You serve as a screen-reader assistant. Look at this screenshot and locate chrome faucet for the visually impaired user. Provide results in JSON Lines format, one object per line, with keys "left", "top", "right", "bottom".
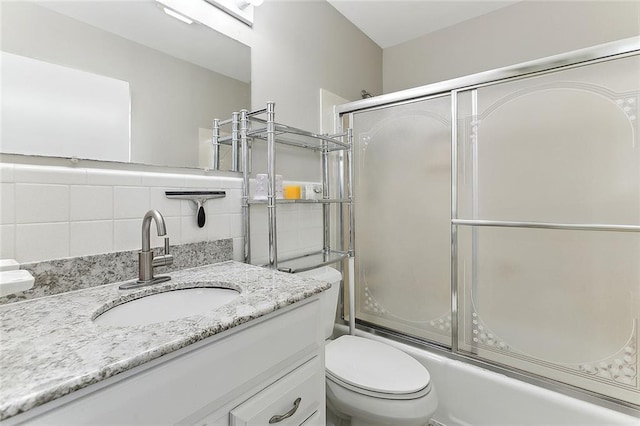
{"left": 119, "top": 209, "right": 173, "bottom": 290}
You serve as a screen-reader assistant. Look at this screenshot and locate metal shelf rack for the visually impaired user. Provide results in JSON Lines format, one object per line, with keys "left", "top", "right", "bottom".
{"left": 213, "top": 101, "right": 354, "bottom": 273}
{"left": 247, "top": 198, "right": 350, "bottom": 205}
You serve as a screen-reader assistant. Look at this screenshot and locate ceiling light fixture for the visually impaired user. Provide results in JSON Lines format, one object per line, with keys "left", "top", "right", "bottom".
{"left": 235, "top": 0, "right": 264, "bottom": 11}
{"left": 162, "top": 7, "right": 194, "bottom": 24}
{"left": 155, "top": 0, "right": 253, "bottom": 42}
{"left": 201, "top": 0, "right": 262, "bottom": 26}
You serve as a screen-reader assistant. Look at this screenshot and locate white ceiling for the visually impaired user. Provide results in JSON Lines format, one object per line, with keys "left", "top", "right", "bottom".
{"left": 327, "top": 0, "right": 520, "bottom": 48}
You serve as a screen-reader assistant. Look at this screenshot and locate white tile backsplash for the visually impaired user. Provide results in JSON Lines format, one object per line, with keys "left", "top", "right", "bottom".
{"left": 0, "top": 183, "right": 16, "bottom": 225}
{"left": 70, "top": 186, "right": 113, "bottom": 221}
{"left": 0, "top": 164, "right": 15, "bottom": 183}
{"left": 113, "top": 219, "right": 141, "bottom": 252}
{"left": 183, "top": 175, "right": 221, "bottom": 189}
{"left": 229, "top": 214, "right": 243, "bottom": 238}
{"left": 277, "top": 229, "right": 299, "bottom": 253}
{"left": 0, "top": 225, "right": 15, "bottom": 258}
{"left": 70, "top": 221, "right": 114, "bottom": 256}
{"left": 300, "top": 226, "right": 323, "bottom": 252}
{"left": 113, "top": 186, "right": 150, "bottom": 219}
{"left": 207, "top": 214, "right": 231, "bottom": 240}
{"left": 232, "top": 237, "right": 244, "bottom": 261}
{"left": 205, "top": 196, "right": 225, "bottom": 216}
{"left": 277, "top": 204, "right": 300, "bottom": 224}
{"left": 248, "top": 197, "right": 323, "bottom": 265}
{"left": 1, "top": 163, "right": 318, "bottom": 264}
{"left": 14, "top": 165, "right": 86, "bottom": 185}
{"left": 15, "top": 184, "right": 69, "bottom": 224}
{"left": 86, "top": 169, "right": 143, "bottom": 186}
{"left": 150, "top": 187, "right": 182, "bottom": 217}
{"left": 16, "top": 222, "right": 69, "bottom": 262}
{"left": 249, "top": 231, "right": 269, "bottom": 265}
{"left": 141, "top": 173, "right": 186, "bottom": 188}
{"left": 300, "top": 204, "right": 323, "bottom": 222}
{"left": 180, "top": 199, "right": 193, "bottom": 217}
{"left": 181, "top": 216, "right": 207, "bottom": 244}
{"left": 250, "top": 205, "right": 268, "bottom": 223}
{"left": 218, "top": 176, "right": 243, "bottom": 189}
{"left": 150, "top": 216, "right": 181, "bottom": 248}
{"left": 223, "top": 189, "right": 243, "bottom": 214}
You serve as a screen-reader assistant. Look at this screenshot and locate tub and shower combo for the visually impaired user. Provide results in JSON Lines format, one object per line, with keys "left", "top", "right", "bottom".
{"left": 330, "top": 38, "right": 640, "bottom": 424}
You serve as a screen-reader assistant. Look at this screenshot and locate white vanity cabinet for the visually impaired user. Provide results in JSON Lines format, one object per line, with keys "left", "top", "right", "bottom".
{"left": 7, "top": 297, "right": 325, "bottom": 426}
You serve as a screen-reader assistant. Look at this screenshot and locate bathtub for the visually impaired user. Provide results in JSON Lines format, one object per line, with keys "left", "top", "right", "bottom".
{"left": 334, "top": 325, "right": 639, "bottom": 425}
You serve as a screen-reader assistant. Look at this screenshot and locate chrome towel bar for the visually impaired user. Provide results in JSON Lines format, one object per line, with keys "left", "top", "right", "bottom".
{"left": 452, "top": 219, "right": 640, "bottom": 233}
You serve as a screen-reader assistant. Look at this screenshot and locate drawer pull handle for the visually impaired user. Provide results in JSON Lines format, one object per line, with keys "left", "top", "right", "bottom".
{"left": 269, "top": 397, "right": 301, "bottom": 423}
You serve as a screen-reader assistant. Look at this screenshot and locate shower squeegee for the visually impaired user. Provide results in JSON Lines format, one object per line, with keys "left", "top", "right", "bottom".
{"left": 165, "top": 191, "right": 226, "bottom": 228}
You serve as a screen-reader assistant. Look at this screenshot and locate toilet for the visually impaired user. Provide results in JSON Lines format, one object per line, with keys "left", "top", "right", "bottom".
{"left": 298, "top": 267, "right": 437, "bottom": 426}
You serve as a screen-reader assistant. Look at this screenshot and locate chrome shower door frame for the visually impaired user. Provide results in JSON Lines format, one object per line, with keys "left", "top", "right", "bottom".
{"left": 337, "top": 36, "right": 640, "bottom": 414}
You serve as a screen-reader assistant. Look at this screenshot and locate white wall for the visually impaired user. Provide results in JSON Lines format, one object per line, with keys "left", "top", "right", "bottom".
{"left": 251, "top": 0, "right": 382, "bottom": 181}
{"left": 383, "top": 1, "right": 640, "bottom": 93}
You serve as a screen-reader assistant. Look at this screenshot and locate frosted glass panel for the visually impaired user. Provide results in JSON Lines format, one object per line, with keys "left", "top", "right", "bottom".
{"left": 347, "top": 48, "right": 638, "bottom": 406}
{"left": 352, "top": 96, "right": 451, "bottom": 345}
{"left": 456, "top": 53, "right": 640, "bottom": 405}
{"left": 457, "top": 54, "right": 640, "bottom": 225}
{"left": 457, "top": 226, "right": 640, "bottom": 404}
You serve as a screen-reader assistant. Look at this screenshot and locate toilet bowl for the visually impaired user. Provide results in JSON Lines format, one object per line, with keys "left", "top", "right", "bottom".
{"left": 297, "top": 267, "right": 437, "bottom": 426}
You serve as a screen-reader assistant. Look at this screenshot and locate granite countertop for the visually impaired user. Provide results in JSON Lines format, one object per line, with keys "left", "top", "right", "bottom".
{"left": 0, "top": 261, "right": 330, "bottom": 420}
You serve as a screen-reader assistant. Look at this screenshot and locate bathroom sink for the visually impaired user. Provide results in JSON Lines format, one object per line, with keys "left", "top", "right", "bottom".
{"left": 93, "top": 287, "right": 240, "bottom": 327}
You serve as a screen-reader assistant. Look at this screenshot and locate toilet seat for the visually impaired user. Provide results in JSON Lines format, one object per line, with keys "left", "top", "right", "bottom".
{"left": 325, "top": 335, "right": 432, "bottom": 400}
{"left": 326, "top": 371, "right": 432, "bottom": 400}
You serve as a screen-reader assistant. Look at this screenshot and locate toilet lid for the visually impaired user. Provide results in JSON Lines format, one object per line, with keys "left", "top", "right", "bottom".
{"left": 325, "top": 335, "right": 430, "bottom": 395}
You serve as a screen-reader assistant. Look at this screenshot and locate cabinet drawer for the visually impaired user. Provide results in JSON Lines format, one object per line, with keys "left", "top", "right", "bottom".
{"left": 230, "top": 357, "right": 324, "bottom": 426}
{"left": 300, "top": 410, "right": 322, "bottom": 425}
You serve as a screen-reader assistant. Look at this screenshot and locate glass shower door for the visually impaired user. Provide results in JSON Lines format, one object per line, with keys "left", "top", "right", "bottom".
{"left": 352, "top": 95, "right": 452, "bottom": 346}
{"left": 456, "top": 54, "right": 640, "bottom": 405}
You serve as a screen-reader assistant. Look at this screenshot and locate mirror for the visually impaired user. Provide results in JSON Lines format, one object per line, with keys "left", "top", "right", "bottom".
{"left": 0, "top": 0, "right": 251, "bottom": 171}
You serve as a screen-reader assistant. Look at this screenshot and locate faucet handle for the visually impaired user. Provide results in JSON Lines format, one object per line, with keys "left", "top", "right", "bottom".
{"left": 152, "top": 236, "right": 174, "bottom": 268}
{"left": 163, "top": 236, "right": 170, "bottom": 256}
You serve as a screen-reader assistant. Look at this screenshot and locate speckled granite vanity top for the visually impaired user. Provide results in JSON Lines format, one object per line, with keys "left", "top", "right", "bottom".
{"left": 0, "top": 261, "right": 330, "bottom": 420}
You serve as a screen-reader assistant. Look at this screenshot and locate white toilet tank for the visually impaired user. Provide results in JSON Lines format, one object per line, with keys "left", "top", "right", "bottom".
{"left": 296, "top": 266, "right": 342, "bottom": 339}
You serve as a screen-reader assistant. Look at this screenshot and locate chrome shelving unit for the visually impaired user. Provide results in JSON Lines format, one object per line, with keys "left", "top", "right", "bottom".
{"left": 247, "top": 198, "right": 350, "bottom": 205}
{"left": 213, "top": 101, "right": 354, "bottom": 273}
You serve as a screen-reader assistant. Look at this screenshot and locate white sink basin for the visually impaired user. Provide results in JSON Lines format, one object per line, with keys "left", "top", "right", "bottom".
{"left": 94, "top": 287, "right": 240, "bottom": 326}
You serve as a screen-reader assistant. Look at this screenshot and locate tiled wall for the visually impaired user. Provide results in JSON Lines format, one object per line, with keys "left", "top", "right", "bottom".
{"left": 249, "top": 202, "right": 324, "bottom": 265}
{"left": 0, "top": 163, "right": 323, "bottom": 266}
{"left": 0, "top": 163, "right": 244, "bottom": 264}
